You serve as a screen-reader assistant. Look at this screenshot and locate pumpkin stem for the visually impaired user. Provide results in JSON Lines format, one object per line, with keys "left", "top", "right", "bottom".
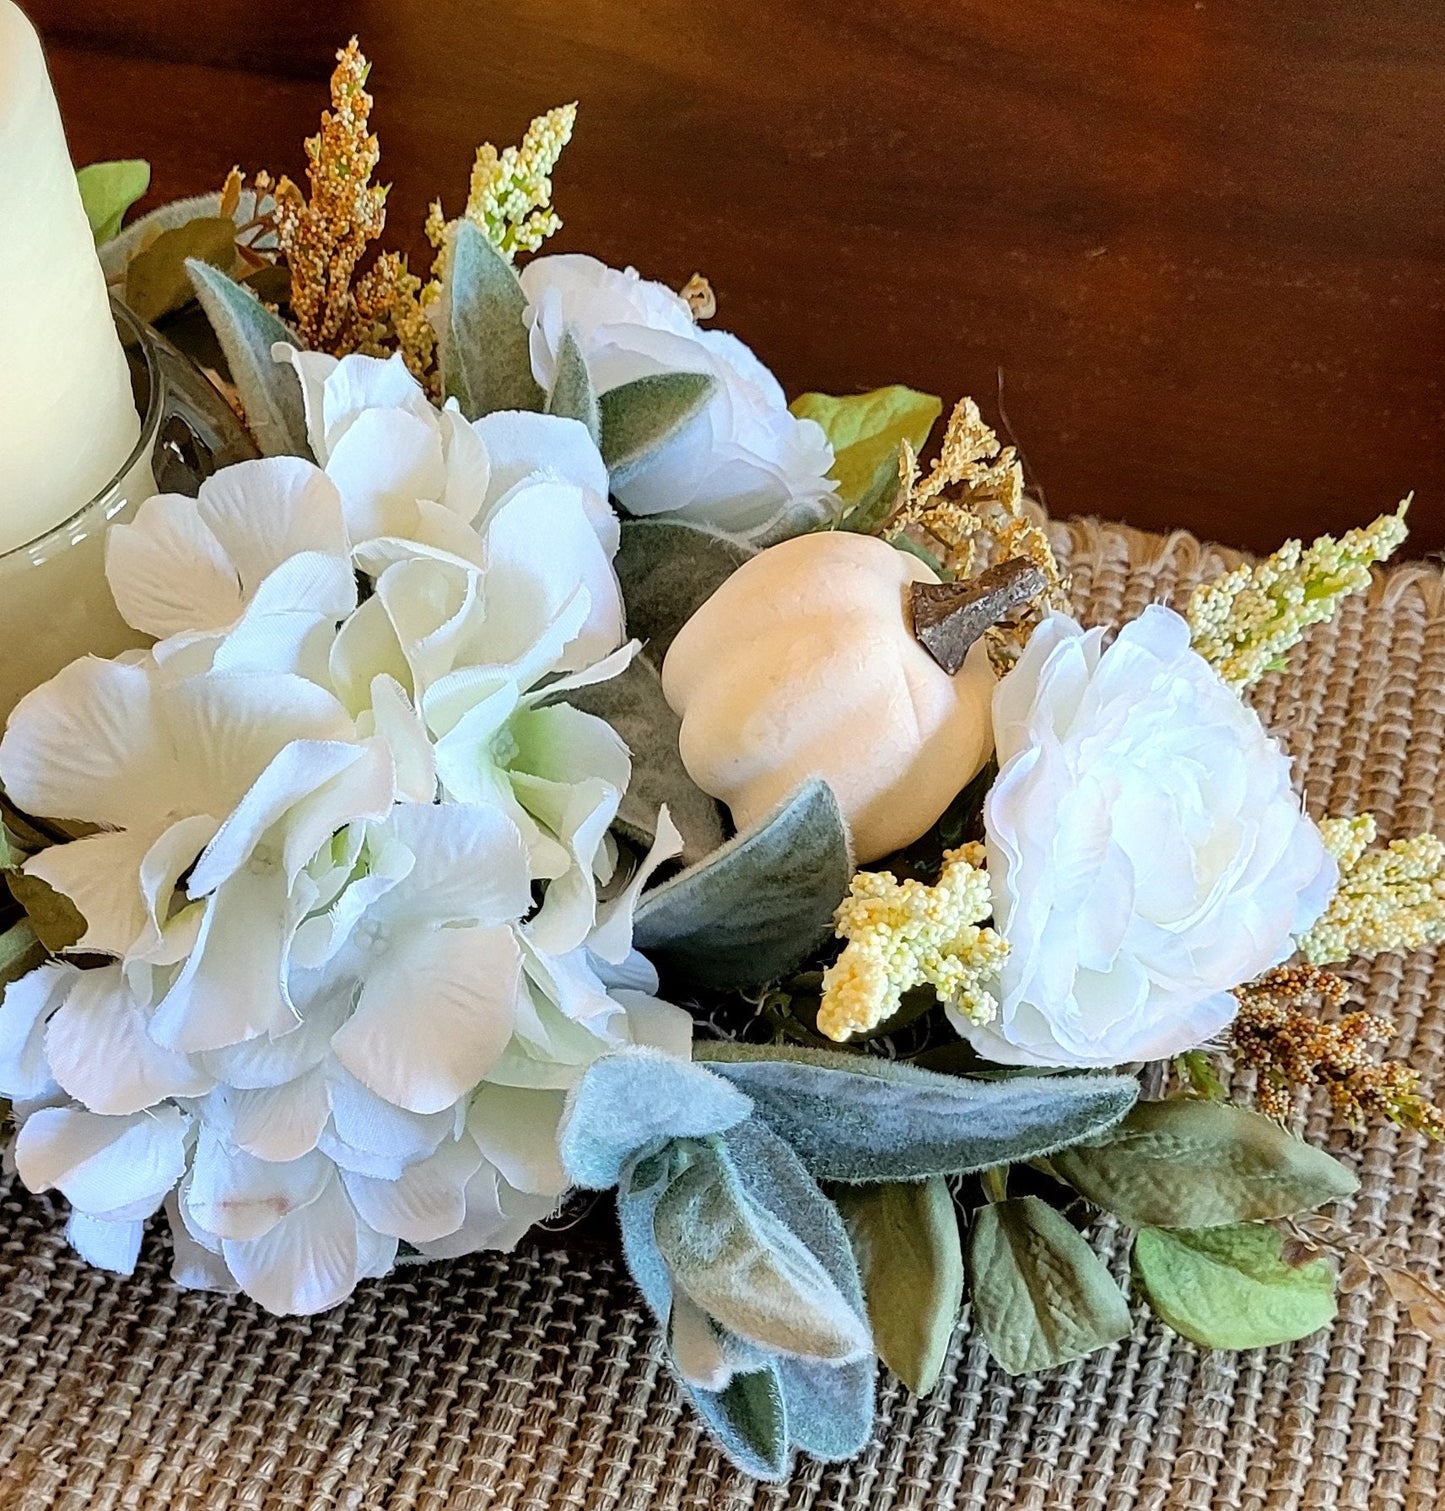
{"left": 910, "top": 557, "right": 1047, "bottom": 675}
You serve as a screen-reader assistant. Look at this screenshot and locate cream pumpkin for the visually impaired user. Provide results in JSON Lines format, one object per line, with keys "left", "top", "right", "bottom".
{"left": 660, "top": 531, "right": 996, "bottom": 862}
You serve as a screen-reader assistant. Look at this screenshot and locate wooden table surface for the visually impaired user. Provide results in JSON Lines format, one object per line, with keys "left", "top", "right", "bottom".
{"left": 26, "top": 0, "right": 1445, "bottom": 555}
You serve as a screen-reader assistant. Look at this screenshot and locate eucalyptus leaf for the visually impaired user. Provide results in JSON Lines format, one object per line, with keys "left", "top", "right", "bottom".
{"left": 633, "top": 779, "right": 852, "bottom": 991}
{"left": 438, "top": 220, "right": 545, "bottom": 419}
{"left": 838, "top": 1178, "right": 962, "bottom": 1395}
{"left": 546, "top": 325, "right": 600, "bottom": 443}
{"left": 967, "top": 1196, "right": 1133, "bottom": 1376}
{"left": 600, "top": 372, "right": 715, "bottom": 487}
{"left": 568, "top": 658, "right": 726, "bottom": 866}
{"left": 127, "top": 217, "right": 236, "bottom": 323}
{"left": 696, "top": 1042, "right": 1139, "bottom": 1183}
{"left": 186, "top": 260, "right": 309, "bottom": 458}
{"left": 7, "top": 871, "right": 85, "bottom": 955}
{"left": 789, "top": 385, "right": 941, "bottom": 527}
{"left": 689, "top": 1366, "right": 790, "bottom": 1482}
{"left": 76, "top": 160, "right": 151, "bottom": 244}
{"left": 1132, "top": 1222, "right": 1338, "bottom": 1349}
{"left": 614, "top": 518, "right": 754, "bottom": 666}
{"left": 776, "top": 1355, "right": 875, "bottom": 1462}
{"left": 1048, "top": 1099, "right": 1361, "bottom": 1229}
{"left": 558, "top": 1049, "right": 752, "bottom": 1190}
{"left": 654, "top": 1141, "right": 872, "bottom": 1362}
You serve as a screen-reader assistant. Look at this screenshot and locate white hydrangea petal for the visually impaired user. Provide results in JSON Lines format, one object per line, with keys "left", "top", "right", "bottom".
{"left": 165, "top": 1194, "right": 238, "bottom": 1292}
{"left": 524, "top": 640, "right": 639, "bottom": 707}
{"left": 512, "top": 773, "right": 621, "bottom": 956}
{"left": 290, "top": 832, "right": 415, "bottom": 972}
{"left": 0, "top": 962, "right": 73, "bottom": 1100}
{"left": 23, "top": 827, "right": 152, "bottom": 957}
{"left": 195, "top": 457, "right": 349, "bottom": 590}
{"left": 382, "top": 803, "right": 532, "bottom": 929}
{"left": 438, "top": 405, "right": 492, "bottom": 514}
{"left": 373, "top": 556, "right": 483, "bottom": 695}
{"left": 367, "top": 675, "right": 437, "bottom": 803}
{"left": 471, "top": 411, "right": 611, "bottom": 527}
{"left": 0, "top": 657, "right": 172, "bottom": 829}
{"left": 319, "top": 351, "right": 431, "bottom": 451}
{"left": 322, "top": 1062, "right": 456, "bottom": 1178}
{"left": 208, "top": 1064, "right": 331, "bottom": 1162}
{"left": 589, "top": 807, "right": 684, "bottom": 965}
{"left": 329, "top": 593, "right": 413, "bottom": 714}
{"left": 201, "top": 969, "right": 352, "bottom": 1090}
{"left": 356, "top": 1221, "right": 399, "bottom": 1281}
{"left": 67, "top": 1211, "right": 145, "bottom": 1276}
{"left": 106, "top": 493, "right": 242, "bottom": 638}
{"left": 46, "top": 965, "right": 212, "bottom": 1116}
{"left": 131, "top": 814, "right": 223, "bottom": 964}
{"left": 15, "top": 1104, "right": 188, "bottom": 1221}
{"left": 185, "top": 1129, "right": 331, "bottom": 1241}
{"left": 327, "top": 407, "right": 446, "bottom": 544}
{"left": 221, "top": 1167, "right": 365, "bottom": 1315}
{"left": 467, "top": 1086, "right": 568, "bottom": 1196}
{"left": 409, "top": 1164, "right": 558, "bottom": 1261}
{"left": 277, "top": 345, "right": 340, "bottom": 462}
{"left": 616, "top": 990, "right": 694, "bottom": 1060}
{"left": 333, "top": 924, "right": 521, "bottom": 1115}
{"left": 340, "top": 1131, "right": 485, "bottom": 1242}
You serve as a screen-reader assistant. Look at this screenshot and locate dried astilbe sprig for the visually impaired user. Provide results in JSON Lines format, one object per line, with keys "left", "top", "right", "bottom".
{"left": 818, "top": 843, "right": 1007, "bottom": 1042}
{"left": 1188, "top": 501, "right": 1410, "bottom": 692}
{"left": 1229, "top": 965, "right": 1445, "bottom": 1137}
{"left": 679, "top": 273, "right": 717, "bottom": 319}
{"left": 885, "top": 398, "right": 1068, "bottom": 670}
{"left": 1299, "top": 814, "right": 1445, "bottom": 968}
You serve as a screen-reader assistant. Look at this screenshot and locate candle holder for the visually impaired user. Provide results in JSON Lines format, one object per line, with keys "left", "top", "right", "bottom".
{"left": 0, "top": 299, "right": 259, "bottom": 849}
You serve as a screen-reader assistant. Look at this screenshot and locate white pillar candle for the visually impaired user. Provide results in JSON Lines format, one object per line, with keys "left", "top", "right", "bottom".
{"left": 0, "top": 0, "right": 140, "bottom": 555}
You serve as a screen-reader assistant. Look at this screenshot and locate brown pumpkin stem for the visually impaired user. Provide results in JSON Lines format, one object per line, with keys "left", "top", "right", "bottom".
{"left": 910, "top": 556, "right": 1047, "bottom": 675}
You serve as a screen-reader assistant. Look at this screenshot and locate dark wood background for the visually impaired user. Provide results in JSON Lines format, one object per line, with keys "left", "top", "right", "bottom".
{"left": 26, "top": 0, "right": 1445, "bottom": 554}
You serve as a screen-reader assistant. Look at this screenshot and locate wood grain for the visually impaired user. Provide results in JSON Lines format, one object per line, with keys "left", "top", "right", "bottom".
{"left": 25, "top": 0, "right": 1445, "bottom": 553}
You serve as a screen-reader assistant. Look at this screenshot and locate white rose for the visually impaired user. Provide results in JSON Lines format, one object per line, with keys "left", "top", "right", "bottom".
{"left": 965, "top": 606, "right": 1336, "bottom": 1068}
{"left": 520, "top": 254, "right": 837, "bottom": 542}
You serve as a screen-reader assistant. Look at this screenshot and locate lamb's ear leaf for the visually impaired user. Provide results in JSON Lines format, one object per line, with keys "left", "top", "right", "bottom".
{"left": 967, "top": 1196, "right": 1133, "bottom": 1376}
{"left": 600, "top": 372, "right": 715, "bottom": 486}
{"left": 439, "top": 220, "right": 545, "bottom": 419}
{"left": 689, "top": 1366, "right": 791, "bottom": 1483}
{"left": 837, "top": 1177, "right": 963, "bottom": 1395}
{"left": 558, "top": 1050, "right": 752, "bottom": 1191}
{"left": 1048, "top": 1099, "right": 1361, "bottom": 1228}
{"left": 545, "top": 325, "right": 600, "bottom": 443}
{"left": 614, "top": 518, "right": 755, "bottom": 666}
{"left": 633, "top": 779, "right": 852, "bottom": 992}
{"left": 695, "top": 1042, "right": 1140, "bottom": 1182}
{"left": 568, "top": 658, "right": 726, "bottom": 866}
{"left": 1132, "top": 1222, "right": 1338, "bottom": 1350}
{"left": 186, "top": 260, "right": 309, "bottom": 458}
{"left": 775, "top": 1355, "right": 875, "bottom": 1462}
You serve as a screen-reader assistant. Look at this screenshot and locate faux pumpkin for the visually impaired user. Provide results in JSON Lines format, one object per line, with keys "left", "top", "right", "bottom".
{"left": 660, "top": 531, "right": 995, "bottom": 863}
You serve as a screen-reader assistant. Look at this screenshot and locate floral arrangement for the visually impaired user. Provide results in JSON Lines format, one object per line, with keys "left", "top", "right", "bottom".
{"left": 4, "top": 41, "right": 1445, "bottom": 1483}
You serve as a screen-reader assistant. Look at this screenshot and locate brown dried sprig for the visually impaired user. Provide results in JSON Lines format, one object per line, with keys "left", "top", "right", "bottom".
{"left": 1230, "top": 966, "right": 1445, "bottom": 1137}
{"left": 885, "top": 397, "right": 1068, "bottom": 669}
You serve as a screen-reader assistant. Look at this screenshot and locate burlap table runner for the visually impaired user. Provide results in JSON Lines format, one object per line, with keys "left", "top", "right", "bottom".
{"left": 2, "top": 517, "right": 1441, "bottom": 1511}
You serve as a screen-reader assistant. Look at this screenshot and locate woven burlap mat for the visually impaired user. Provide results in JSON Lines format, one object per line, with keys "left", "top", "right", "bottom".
{"left": 2, "top": 517, "right": 1442, "bottom": 1511}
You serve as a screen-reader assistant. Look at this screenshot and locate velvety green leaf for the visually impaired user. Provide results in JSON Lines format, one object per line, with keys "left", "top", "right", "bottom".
{"left": 654, "top": 1141, "right": 872, "bottom": 1362}
{"left": 789, "top": 386, "right": 941, "bottom": 525}
{"left": 614, "top": 518, "right": 754, "bottom": 666}
{"left": 0, "top": 921, "right": 43, "bottom": 990}
{"left": 633, "top": 780, "right": 852, "bottom": 991}
{"left": 617, "top": 1145, "right": 687, "bottom": 1320}
{"left": 558, "top": 1050, "right": 752, "bottom": 1190}
{"left": 186, "top": 260, "right": 309, "bottom": 458}
{"left": 1048, "top": 1099, "right": 1361, "bottom": 1229}
{"left": 690, "top": 1366, "right": 790, "bottom": 1482}
{"left": 967, "top": 1197, "right": 1133, "bottom": 1376}
{"left": 546, "top": 325, "right": 600, "bottom": 443}
{"left": 76, "top": 160, "right": 151, "bottom": 244}
{"left": 127, "top": 216, "right": 236, "bottom": 323}
{"left": 0, "top": 827, "right": 19, "bottom": 871}
{"left": 838, "top": 1178, "right": 962, "bottom": 1395}
{"left": 776, "top": 1355, "right": 875, "bottom": 1462}
{"left": 439, "top": 220, "right": 545, "bottom": 419}
{"left": 567, "top": 658, "right": 726, "bottom": 866}
{"left": 600, "top": 372, "right": 715, "bottom": 486}
{"left": 1133, "top": 1223, "right": 1338, "bottom": 1350}
{"left": 7, "top": 872, "right": 85, "bottom": 954}
{"left": 696, "top": 1043, "right": 1139, "bottom": 1183}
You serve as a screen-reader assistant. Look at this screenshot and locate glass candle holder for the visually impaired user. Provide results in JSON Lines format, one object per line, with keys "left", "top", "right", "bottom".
{"left": 0, "top": 300, "right": 257, "bottom": 842}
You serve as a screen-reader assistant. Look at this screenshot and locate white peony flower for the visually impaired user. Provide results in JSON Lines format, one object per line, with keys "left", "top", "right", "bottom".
{"left": 520, "top": 254, "right": 838, "bottom": 542}
{"left": 965, "top": 606, "right": 1336, "bottom": 1069}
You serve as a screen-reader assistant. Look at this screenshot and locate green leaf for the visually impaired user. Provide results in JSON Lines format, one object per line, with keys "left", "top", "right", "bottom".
{"left": 76, "top": 160, "right": 151, "bottom": 244}
{"left": 633, "top": 779, "right": 852, "bottom": 991}
{"left": 654, "top": 1141, "right": 872, "bottom": 1362}
{"left": 790, "top": 386, "right": 941, "bottom": 529}
{"left": 967, "top": 1197, "right": 1133, "bottom": 1376}
{"left": 126, "top": 216, "right": 236, "bottom": 323}
{"left": 1, "top": 920, "right": 43, "bottom": 990}
{"left": 614, "top": 518, "right": 754, "bottom": 666}
{"left": 696, "top": 1042, "right": 1140, "bottom": 1183}
{"left": 600, "top": 372, "right": 715, "bottom": 487}
{"left": 438, "top": 220, "right": 545, "bottom": 419}
{"left": 186, "top": 260, "right": 309, "bottom": 459}
{"left": 1132, "top": 1223, "right": 1338, "bottom": 1350}
{"left": 567, "top": 658, "right": 726, "bottom": 866}
{"left": 776, "top": 1355, "right": 874, "bottom": 1463}
{"left": 546, "top": 325, "right": 600, "bottom": 443}
{"left": 691, "top": 1367, "right": 790, "bottom": 1482}
{"left": 838, "top": 1178, "right": 963, "bottom": 1395}
{"left": 1048, "top": 1099, "right": 1361, "bottom": 1229}
{"left": 6, "top": 871, "right": 85, "bottom": 954}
